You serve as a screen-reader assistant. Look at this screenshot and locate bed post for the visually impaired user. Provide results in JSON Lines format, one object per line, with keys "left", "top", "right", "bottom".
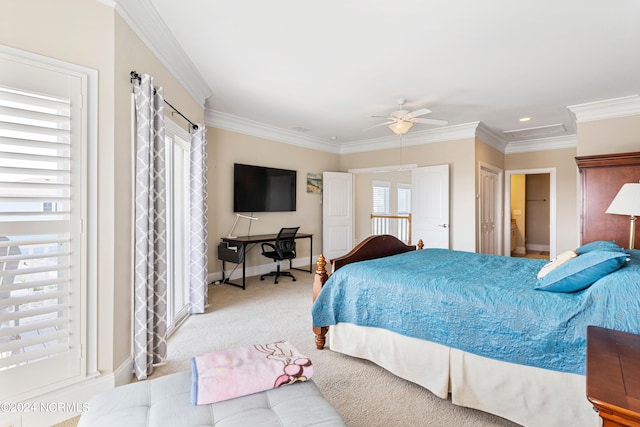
{"left": 312, "top": 254, "right": 329, "bottom": 349}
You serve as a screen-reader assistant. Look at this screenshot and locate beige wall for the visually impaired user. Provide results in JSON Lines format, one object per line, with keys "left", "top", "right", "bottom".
{"left": 208, "top": 128, "right": 339, "bottom": 273}
{"left": 510, "top": 174, "right": 526, "bottom": 251}
{"left": 2, "top": 0, "right": 205, "bottom": 377}
{"left": 3, "top": 0, "right": 636, "bottom": 396}
{"left": 113, "top": 13, "right": 205, "bottom": 371}
{"left": 576, "top": 115, "right": 640, "bottom": 156}
{"left": 2, "top": 0, "right": 120, "bottom": 376}
{"left": 341, "top": 138, "right": 477, "bottom": 251}
{"left": 505, "top": 147, "right": 579, "bottom": 252}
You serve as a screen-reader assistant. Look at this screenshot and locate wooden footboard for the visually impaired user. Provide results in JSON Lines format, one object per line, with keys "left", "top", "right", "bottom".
{"left": 312, "top": 235, "right": 423, "bottom": 349}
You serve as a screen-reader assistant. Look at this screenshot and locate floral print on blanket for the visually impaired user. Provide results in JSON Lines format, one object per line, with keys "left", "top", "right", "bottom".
{"left": 191, "top": 340, "right": 313, "bottom": 405}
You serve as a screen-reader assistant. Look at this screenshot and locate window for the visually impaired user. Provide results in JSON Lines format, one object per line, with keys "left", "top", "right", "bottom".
{"left": 164, "top": 122, "right": 191, "bottom": 333}
{"left": 0, "top": 48, "right": 95, "bottom": 401}
{"left": 372, "top": 181, "right": 390, "bottom": 235}
{"left": 397, "top": 184, "right": 411, "bottom": 214}
{"left": 372, "top": 181, "right": 390, "bottom": 215}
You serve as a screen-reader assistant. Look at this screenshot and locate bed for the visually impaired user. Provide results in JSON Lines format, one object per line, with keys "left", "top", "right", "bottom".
{"left": 310, "top": 234, "right": 640, "bottom": 427}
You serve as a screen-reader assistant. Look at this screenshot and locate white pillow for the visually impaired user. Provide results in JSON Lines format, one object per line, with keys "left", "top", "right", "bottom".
{"left": 537, "top": 249, "right": 578, "bottom": 279}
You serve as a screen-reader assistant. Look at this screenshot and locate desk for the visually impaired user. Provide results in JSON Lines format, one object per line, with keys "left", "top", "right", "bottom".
{"left": 586, "top": 326, "right": 640, "bottom": 427}
{"left": 219, "top": 233, "right": 313, "bottom": 289}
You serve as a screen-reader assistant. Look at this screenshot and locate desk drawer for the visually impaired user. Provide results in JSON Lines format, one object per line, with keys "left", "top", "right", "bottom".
{"left": 218, "top": 242, "right": 244, "bottom": 263}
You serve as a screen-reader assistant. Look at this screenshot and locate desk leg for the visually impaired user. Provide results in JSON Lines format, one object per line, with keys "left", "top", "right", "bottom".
{"left": 291, "top": 235, "right": 313, "bottom": 274}
{"left": 242, "top": 247, "right": 246, "bottom": 289}
{"left": 309, "top": 235, "right": 313, "bottom": 273}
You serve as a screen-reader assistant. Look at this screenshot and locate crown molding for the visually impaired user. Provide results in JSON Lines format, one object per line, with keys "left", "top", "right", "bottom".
{"left": 567, "top": 95, "right": 640, "bottom": 123}
{"left": 475, "top": 122, "right": 508, "bottom": 152}
{"left": 205, "top": 109, "right": 571, "bottom": 155}
{"left": 112, "top": 0, "right": 212, "bottom": 106}
{"left": 206, "top": 109, "right": 342, "bottom": 154}
{"left": 339, "top": 122, "right": 482, "bottom": 154}
{"left": 504, "top": 134, "right": 577, "bottom": 154}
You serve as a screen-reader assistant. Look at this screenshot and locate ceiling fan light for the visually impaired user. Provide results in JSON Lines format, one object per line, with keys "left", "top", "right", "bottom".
{"left": 389, "top": 120, "right": 413, "bottom": 135}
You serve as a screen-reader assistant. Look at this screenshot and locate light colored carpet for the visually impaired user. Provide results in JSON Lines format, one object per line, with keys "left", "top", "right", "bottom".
{"left": 55, "top": 271, "right": 521, "bottom": 427}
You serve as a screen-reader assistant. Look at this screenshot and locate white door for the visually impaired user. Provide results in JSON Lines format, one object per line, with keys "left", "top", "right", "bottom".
{"left": 479, "top": 164, "right": 502, "bottom": 255}
{"left": 322, "top": 172, "right": 354, "bottom": 261}
{"left": 412, "top": 165, "right": 450, "bottom": 248}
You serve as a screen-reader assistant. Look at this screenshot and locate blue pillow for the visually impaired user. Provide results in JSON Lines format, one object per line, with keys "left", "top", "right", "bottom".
{"left": 575, "top": 240, "right": 624, "bottom": 255}
{"left": 535, "top": 250, "right": 628, "bottom": 292}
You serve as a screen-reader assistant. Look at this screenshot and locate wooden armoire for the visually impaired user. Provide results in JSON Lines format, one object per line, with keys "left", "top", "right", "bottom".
{"left": 575, "top": 151, "right": 640, "bottom": 248}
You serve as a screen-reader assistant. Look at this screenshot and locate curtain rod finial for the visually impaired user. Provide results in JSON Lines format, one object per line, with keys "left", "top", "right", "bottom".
{"left": 130, "top": 71, "right": 141, "bottom": 84}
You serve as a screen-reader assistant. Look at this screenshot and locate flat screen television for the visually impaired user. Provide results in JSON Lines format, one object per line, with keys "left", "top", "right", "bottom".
{"left": 233, "top": 163, "right": 297, "bottom": 212}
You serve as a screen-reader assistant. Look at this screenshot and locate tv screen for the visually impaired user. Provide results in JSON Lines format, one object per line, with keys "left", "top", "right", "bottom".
{"left": 233, "top": 163, "right": 297, "bottom": 212}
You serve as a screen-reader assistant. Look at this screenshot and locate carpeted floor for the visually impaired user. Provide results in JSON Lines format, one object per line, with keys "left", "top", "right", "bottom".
{"left": 55, "top": 271, "right": 521, "bottom": 427}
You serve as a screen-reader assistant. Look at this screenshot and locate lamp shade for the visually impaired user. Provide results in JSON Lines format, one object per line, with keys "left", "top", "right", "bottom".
{"left": 606, "top": 183, "right": 640, "bottom": 216}
{"left": 388, "top": 120, "right": 413, "bottom": 135}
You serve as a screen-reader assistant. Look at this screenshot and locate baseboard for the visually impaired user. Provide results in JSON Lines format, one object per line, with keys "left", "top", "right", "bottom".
{"left": 513, "top": 246, "right": 526, "bottom": 255}
{"left": 208, "top": 254, "right": 319, "bottom": 284}
{"left": 0, "top": 357, "right": 133, "bottom": 427}
{"left": 526, "top": 243, "right": 550, "bottom": 252}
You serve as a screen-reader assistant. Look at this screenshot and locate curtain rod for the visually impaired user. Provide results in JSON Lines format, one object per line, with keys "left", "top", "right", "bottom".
{"left": 130, "top": 71, "right": 198, "bottom": 130}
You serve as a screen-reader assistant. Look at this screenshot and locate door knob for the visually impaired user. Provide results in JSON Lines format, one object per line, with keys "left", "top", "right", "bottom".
{"left": 438, "top": 224, "right": 448, "bottom": 228}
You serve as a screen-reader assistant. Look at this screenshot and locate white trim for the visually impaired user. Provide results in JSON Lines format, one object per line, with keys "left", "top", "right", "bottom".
{"left": 206, "top": 109, "right": 342, "bottom": 153}
{"left": 340, "top": 122, "right": 481, "bottom": 154}
{"left": 1, "top": 357, "right": 133, "bottom": 427}
{"left": 211, "top": 255, "right": 318, "bottom": 284}
{"left": 348, "top": 164, "right": 418, "bottom": 174}
{"left": 504, "top": 168, "right": 557, "bottom": 259}
{"left": 567, "top": 95, "right": 640, "bottom": 123}
{"left": 476, "top": 122, "right": 508, "bottom": 152}
{"left": 505, "top": 135, "right": 577, "bottom": 154}
{"left": 206, "top": 109, "right": 577, "bottom": 155}
{"left": 478, "top": 162, "right": 504, "bottom": 255}
{"left": 0, "top": 43, "right": 99, "bottom": 400}
{"left": 111, "top": 0, "right": 211, "bottom": 106}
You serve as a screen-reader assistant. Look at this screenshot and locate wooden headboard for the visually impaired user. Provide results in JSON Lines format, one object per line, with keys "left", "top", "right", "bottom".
{"left": 575, "top": 151, "right": 640, "bottom": 248}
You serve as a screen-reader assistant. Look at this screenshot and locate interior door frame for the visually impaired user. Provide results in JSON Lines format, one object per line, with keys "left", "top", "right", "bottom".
{"left": 504, "top": 168, "right": 557, "bottom": 259}
{"left": 478, "top": 162, "right": 503, "bottom": 255}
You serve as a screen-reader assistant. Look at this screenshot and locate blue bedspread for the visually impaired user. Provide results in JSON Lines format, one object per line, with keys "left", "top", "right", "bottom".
{"left": 311, "top": 249, "right": 640, "bottom": 375}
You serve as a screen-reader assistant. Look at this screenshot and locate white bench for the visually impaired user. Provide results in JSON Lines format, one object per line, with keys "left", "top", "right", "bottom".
{"left": 78, "top": 370, "right": 345, "bottom": 427}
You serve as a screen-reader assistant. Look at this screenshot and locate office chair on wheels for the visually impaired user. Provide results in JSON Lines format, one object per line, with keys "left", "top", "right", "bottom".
{"left": 260, "top": 227, "right": 299, "bottom": 284}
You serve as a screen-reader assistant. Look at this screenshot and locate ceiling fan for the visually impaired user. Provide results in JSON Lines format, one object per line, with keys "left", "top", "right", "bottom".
{"left": 367, "top": 98, "right": 449, "bottom": 135}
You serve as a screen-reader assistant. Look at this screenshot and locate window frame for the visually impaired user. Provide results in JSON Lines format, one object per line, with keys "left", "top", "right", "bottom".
{"left": 164, "top": 119, "right": 191, "bottom": 335}
{"left": 0, "top": 45, "right": 98, "bottom": 401}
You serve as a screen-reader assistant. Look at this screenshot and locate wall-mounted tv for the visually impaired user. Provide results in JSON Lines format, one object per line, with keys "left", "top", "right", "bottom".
{"left": 233, "top": 163, "right": 297, "bottom": 212}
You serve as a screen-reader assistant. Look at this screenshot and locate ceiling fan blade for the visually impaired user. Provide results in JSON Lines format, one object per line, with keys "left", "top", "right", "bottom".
{"left": 369, "top": 115, "right": 392, "bottom": 119}
{"left": 406, "top": 108, "right": 432, "bottom": 119}
{"left": 363, "top": 121, "right": 395, "bottom": 131}
{"left": 412, "top": 117, "right": 449, "bottom": 126}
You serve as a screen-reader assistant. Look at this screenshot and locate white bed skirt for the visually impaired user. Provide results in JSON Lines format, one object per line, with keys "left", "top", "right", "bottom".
{"left": 328, "top": 323, "right": 599, "bottom": 427}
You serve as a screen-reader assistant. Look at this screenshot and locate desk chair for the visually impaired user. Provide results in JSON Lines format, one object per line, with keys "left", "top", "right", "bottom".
{"left": 260, "top": 227, "right": 299, "bottom": 284}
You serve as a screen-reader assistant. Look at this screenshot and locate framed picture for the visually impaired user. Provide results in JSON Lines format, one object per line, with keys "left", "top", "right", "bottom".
{"left": 306, "top": 173, "right": 322, "bottom": 193}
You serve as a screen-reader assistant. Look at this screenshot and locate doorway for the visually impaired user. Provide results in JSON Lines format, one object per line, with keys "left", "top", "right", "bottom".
{"left": 504, "top": 168, "right": 557, "bottom": 259}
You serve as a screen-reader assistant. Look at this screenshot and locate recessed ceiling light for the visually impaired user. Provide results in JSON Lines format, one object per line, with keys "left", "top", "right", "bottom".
{"left": 330, "top": 136, "right": 337, "bottom": 140}
{"left": 519, "top": 117, "right": 531, "bottom": 122}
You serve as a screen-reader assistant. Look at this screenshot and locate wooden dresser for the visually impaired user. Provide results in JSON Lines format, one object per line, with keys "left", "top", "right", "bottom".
{"left": 586, "top": 326, "right": 640, "bottom": 427}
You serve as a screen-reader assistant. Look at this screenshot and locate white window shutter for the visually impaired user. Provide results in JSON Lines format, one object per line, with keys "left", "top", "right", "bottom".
{"left": 0, "top": 55, "right": 85, "bottom": 400}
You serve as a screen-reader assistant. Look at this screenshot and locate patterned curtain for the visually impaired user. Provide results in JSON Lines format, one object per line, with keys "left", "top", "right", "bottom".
{"left": 133, "top": 74, "right": 167, "bottom": 380}
{"left": 189, "top": 125, "right": 208, "bottom": 313}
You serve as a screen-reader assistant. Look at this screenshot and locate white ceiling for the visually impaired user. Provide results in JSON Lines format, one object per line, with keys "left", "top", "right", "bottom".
{"left": 116, "top": 0, "right": 640, "bottom": 152}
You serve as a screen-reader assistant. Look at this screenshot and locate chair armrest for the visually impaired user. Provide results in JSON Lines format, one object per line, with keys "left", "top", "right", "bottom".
{"left": 261, "top": 242, "right": 276, "bottom": 253}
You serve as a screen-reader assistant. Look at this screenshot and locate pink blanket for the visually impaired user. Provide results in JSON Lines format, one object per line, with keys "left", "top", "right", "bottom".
{"left": 190, "top": 340, "right": 313, "bottom": 405}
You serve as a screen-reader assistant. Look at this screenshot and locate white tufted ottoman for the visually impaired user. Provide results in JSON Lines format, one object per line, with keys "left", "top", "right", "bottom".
{"left": 78, "top": 370, "right": 345, "bottom": 427}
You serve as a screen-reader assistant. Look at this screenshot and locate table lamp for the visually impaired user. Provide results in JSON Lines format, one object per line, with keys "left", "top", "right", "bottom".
{"left": 605, "top": 182, "right": 640, "bottom": 250}
{"left": 227, "top": 213, "right": 258, "bottom": 238}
